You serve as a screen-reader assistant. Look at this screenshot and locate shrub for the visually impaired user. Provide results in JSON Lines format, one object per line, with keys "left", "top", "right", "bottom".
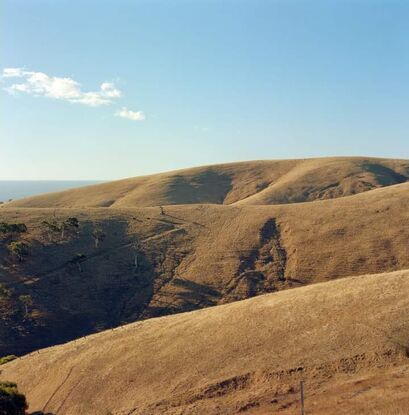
{"left": 0, "top": 355, "right": 17, "bottom": 365}
{"left": 18, "top": 295, "right": 33, "bottom": 317}
{"left": 60, "top": 217, "right": 80, "bottom": 239}
{"left": 41, "top": 220, "right": 61, "bottom": 242}
{"left": 0, "top": 222, "right": 27, "bottom": 239}
{"left": 0, "top": 381, "right": 27, "bottom": 415}
{"left": 42, "top": 217, "right": 80, "bottom": 241}
{"left": 0, "top": 283, "right": 10, "bottom": 298}
{"left": 65, "top": 217, "right": 79, "bottom": 228}
{"left": 8, "top": 242, "right": 29, "bottom": 262}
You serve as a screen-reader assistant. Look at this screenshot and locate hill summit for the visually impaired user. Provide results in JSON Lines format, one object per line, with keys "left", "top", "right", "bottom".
{"left": 6, "top": 157, "right": 409, "bottom": 208}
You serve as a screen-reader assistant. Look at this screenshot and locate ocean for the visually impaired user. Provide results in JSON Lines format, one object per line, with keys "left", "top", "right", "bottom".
{"left": 0, "top": 181, "right": 104, "bottom": 202}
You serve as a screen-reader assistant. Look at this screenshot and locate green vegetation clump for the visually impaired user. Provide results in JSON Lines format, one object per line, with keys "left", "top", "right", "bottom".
{"left": 0, "top": 222, "right": 27, "bottom": 239}
{"left": 0, "top": 283, "right": 10, "bottom": 298}
{"left": 0, "top": 355, "right": 17, "bottom": 365}
{"left": 42, "top": 217, "right": 80, "bottom": 241}
{"left": 41, "top": 219, "right": 61, "bottom": 242}
{"left": 18, "top": 295, "right": 33, "bottom": 317}
{"left": 8, "top": 241, "right": 29, "bottom": 262}
{"left": 0, "top": 381, "right": 27, "bottom": 415}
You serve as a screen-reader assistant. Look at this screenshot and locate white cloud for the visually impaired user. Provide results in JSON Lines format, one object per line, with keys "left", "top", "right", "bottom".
{"left": 115, "top": 107, "right": 145, "bottom": 121}
{"left": 2, "top": 67, "right": 25, "bottom": 78}
{"left": 101, "top": 82, "right": 122, "bottom": 98}
{"left": 2, "top": 67, "right": 122, "bottom": 107}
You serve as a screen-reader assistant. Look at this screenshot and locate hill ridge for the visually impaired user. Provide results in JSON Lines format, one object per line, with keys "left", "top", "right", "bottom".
{"left": 5, "top": 156, "right": 409, "bottom": 208}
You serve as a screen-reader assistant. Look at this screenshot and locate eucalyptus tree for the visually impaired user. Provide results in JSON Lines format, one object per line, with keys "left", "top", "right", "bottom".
{"left": 92, "top": 225, "right": 106, "bottom": 249}
{"left": 8, "top": 241, "right": 29, "bottom": 262}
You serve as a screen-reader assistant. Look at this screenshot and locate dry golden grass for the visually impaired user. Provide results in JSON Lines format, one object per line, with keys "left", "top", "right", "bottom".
{"left": 2, "top": 269, "right": 409, "bottom": 414}
{"left": 1, "top": 179, "right": 409, "bottom": 356}
{"left": 5, "top": 156, "right": 409, "bottom": 208}
{"left": 1, "top": 157, "right": 409, "bottom": 414}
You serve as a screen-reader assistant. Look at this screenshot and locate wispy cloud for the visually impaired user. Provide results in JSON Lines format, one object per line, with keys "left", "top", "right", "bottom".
{"left": 2, "top": 67, "right": 122, "bottom": 107}
{"left": 115, "top": 107, "right": 146, "bottom": 121}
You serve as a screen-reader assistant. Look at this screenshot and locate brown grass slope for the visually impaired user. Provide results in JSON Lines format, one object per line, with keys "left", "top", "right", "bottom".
{"left": 1, "top": 181, "right": 408, "bottom": 356}
{"left": 6, "top": 157, "right": 409, "bottom": 208}
{"left": 2, "top": 269, "right": 409, "bottom": 415}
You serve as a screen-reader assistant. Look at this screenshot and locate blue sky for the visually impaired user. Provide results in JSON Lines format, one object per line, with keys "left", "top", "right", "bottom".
{"left": 2, "top": 0, "right": 409, "bottom": 180}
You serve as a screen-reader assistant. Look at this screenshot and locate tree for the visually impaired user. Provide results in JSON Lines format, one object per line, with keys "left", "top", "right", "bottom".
{"left": 41, "top": 220, "right": 61, "bottom": 242}
{"left": 11, "top": 224, "right": 27, "bottom": 234}
{"left": 60, "top": 217, "right": 80, "bottom": 239}
{"left": 0, "top": 222, "right": 27, "bottom": 241}
{"left": 42, "top": 217, "right": 80, "bottom": 241}
{"left": 132, "top": 242, "right": 140, "bottom": 271}
{"left": 0, "top": 222, "right": 8, "bottom": 234}
{"left": 18, "top": 294, "right": 33, "bottom": 317}
{"left": 92, "top": 226, "right": 106, "bottom": 248}
{"left": 0, "top": 283, "right": 11, "bottom": 298}
{"left": 8, "top": 242, "right": 29, "bottom": 262}
{"left": 0, "top": 381, "right": 27, "bottom": 415}
{"left": 65, "top": 217, "right": 79, "bottom": 228}
{"left": 68, "top": 253, "right": 87, "bottom": 272}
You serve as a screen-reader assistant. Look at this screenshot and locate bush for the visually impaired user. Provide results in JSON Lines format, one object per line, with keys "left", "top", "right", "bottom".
{"left": 0, "top": 223, "right": 27, "bottom": 235}
{"left": 0, "top": 355, "right": 17, "bottom": 365}
{"left": 0, "top": 283, "right": 10, "bottom": 298}
{"left": 8, "top": 242, "right": 29, "bottom": 262}
{"left": 0, "top": 381, "right": 27, "bottom": 415}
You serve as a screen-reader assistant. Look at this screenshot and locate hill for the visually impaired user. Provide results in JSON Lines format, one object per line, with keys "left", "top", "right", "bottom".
{"left": 2, "top": 269, "right": 409, "bottom": 415}
{"left": 5, "top": 157, "right": 409, "bottom": 208}
{"left": 1, "top": 180, "right": 409, "bottom": 356}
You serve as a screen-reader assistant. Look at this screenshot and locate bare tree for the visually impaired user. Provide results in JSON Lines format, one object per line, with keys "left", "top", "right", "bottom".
{"left": 68, "top": 253, "right": 87, "bottom": 272}
{"left": 92, "top": 225, "right": 106, "bottom": 249}
{"left": 132, "top": 242, "right": 140, "bottom": 271}
{"left": 18, "top": 294, "right": 33, "bottom": 317}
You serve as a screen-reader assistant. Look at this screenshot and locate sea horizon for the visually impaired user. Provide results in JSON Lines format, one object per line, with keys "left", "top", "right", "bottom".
{"left": 0, "top": 180, "right": 104, "bottom": 202}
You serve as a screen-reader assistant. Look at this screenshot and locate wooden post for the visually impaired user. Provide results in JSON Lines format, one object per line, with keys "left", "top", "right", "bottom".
{"left": 300, "top": 380, "right": 305, "bottom": 415}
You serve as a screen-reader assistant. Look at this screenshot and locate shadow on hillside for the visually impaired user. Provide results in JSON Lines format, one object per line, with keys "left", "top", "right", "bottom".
{"left": 172, "top": 278, "right": 220, "bottom": 298}
{"left": 0, "top": 216, "right": 181, "bottom": 356}
{"left": 166, "top": 170, "right": 232, "bottom": 205}
{"left": 0, "top": 210, "right": 221, "bottom": 356}
{"left": 363, "top": 163, "right": 408, "bottom": 185}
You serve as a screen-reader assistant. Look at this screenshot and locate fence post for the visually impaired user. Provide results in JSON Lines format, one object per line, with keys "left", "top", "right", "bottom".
{"left": 300, "top": 380, "right": 305, "bottom": 415}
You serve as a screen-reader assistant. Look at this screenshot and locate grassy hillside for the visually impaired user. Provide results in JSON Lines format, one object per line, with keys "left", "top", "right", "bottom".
{"left": 2, "top": 269, "right": 409, "bottom": 415}
{"left": 5, "top": 157, "right": 409, "bottom": 208}
{"left": 1, "top": 181, "right": 409, "bottom": 356}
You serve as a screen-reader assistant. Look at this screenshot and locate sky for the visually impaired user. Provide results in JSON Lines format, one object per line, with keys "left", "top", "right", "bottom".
{"left": 1, "top": 0, "right": 409, "bottom": 180}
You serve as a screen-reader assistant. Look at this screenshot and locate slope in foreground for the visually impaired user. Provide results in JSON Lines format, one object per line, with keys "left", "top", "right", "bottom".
{"left": 2, "top": 269, "right": 409, "bottom": 415}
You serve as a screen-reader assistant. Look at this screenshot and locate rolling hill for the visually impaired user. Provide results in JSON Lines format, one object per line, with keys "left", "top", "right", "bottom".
{"left": 2, "top": 269, "right": 409, "bottom": 415}
{"left": 1, "top": 156, "right": 409, "bottom": 415}
{"left": 0, "top": 173, "right": 408, "bottom": 356}
{"left": 5, "top": 157, "right": 409, "bottom": 208}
